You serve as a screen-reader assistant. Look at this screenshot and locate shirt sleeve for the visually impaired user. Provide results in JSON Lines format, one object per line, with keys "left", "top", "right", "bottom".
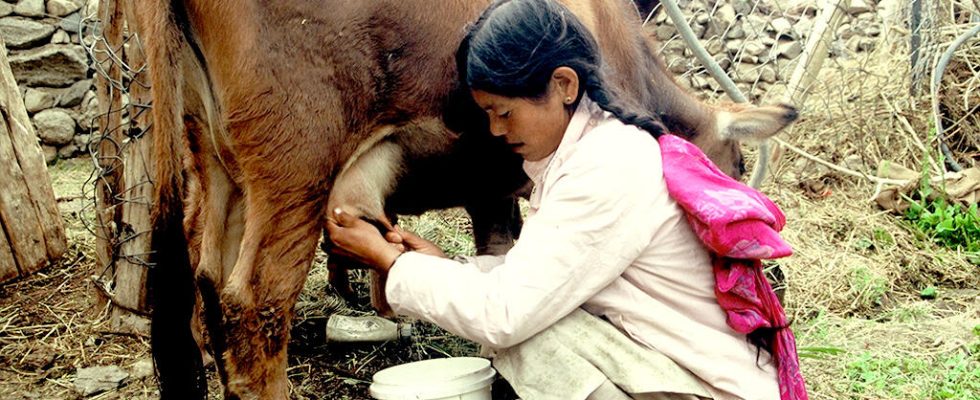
{"left": 386, "top": 132, "right": 662, "bottom": 348}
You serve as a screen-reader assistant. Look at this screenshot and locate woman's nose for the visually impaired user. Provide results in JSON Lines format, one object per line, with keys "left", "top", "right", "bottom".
{"left": 489, "top": 118, "right": 507, "bottom": 137}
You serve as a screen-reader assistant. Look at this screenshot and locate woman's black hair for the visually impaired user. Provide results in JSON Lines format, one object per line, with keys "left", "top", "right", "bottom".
{"left": 456, "top": 0, "right": 667, "bottom": 138}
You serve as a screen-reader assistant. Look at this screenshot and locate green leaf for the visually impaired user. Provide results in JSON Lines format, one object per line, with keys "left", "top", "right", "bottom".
{"left": 920, "top": 286, "right": 938, "bottom": 299}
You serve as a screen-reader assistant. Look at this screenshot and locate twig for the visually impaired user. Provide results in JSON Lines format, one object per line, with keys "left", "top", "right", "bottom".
{"left": 879, "top": 94, "right": 943, "bottom": 175}
{"left": 771, "top": 137, "right": 910, "bottom": 186}
{"left": 89, "top": 276, "right": 151, "bottom": 316}
{"left": 56, "top": 194, "right": 86, "bottom": 203}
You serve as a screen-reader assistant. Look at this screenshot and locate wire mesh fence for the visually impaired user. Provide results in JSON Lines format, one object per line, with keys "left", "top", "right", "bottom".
{"left": 640, "top": 0, "right": 978, "bottom": 181}
{"left": 78, "top": 0, "right": 154, "bottom": 317}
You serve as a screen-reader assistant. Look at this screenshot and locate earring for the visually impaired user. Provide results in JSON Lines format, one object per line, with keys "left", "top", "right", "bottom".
{"left": 564, "top": 96, "right": 573, "bottom": 104}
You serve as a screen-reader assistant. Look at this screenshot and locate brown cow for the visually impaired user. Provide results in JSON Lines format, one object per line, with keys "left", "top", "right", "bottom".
{"left": 138, "top": 0, "right": 797, "bottom": 398}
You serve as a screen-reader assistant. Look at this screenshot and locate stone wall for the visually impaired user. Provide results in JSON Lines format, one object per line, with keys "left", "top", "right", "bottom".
{"left": 649, "top": 0, "right": 886, "bottom": 100}
{"left": 1, "top": 0, "right": 97, "bottom": 164}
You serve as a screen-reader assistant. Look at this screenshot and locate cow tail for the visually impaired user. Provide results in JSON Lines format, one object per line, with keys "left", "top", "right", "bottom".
{"left": 138, "top": 1, "right": 207, "bottom": 398}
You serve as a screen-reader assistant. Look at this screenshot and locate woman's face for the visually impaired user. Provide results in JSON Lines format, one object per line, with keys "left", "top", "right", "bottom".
{"left": 471, "top": 68, "right": 579, "bottom": 162}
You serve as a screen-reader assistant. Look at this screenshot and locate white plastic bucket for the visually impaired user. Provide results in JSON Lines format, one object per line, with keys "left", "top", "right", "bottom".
{"left": 369, "top": 357, "right": 496, "bottom": 400}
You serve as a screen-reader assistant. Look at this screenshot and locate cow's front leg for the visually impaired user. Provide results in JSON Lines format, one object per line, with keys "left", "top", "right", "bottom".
{"left": 220, "top": 188, "right": 323, "bottom": 399}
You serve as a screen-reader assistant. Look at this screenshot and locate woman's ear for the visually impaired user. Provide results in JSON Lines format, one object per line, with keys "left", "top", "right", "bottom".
{"left": 552, "top": 67, "right": 580, "bottom": 105}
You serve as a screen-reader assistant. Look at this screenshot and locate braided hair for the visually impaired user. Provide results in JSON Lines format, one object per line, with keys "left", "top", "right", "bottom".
{"left": 457, "top": 0, "right": 668, "bottom": 139}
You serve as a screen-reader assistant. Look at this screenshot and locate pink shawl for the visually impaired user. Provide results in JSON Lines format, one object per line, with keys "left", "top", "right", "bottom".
{"left": 658, "top": 134, "right": 808, "bottom": 400}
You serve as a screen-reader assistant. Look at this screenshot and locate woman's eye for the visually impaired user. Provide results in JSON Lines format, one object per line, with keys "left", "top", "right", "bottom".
{"left": 499, "top": 111, "right": 511, "bottom": 118}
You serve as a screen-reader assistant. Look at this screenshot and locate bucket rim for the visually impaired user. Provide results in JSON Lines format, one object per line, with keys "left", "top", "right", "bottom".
{"left": 369, "top": 357, "right": 496, "bottom": 399}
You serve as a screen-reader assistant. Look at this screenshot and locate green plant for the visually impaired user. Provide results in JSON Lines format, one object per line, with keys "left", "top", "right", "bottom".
{"left": 904, "top": 195, "right": 980, "bottom": 264}
{"left": 846, "top": 351, "right": 980, "bottom": 399}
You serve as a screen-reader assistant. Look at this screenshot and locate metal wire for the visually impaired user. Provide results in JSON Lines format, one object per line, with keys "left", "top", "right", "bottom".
{"left": 77, "top": 10, "right": 155, "bottom": 288}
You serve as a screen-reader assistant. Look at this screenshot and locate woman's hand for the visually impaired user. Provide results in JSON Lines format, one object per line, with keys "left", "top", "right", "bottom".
{"left": 387, "top": 225, "right": 447, "bottom": 259}
{"left": 327, "top": 208, "right": 404, "bottom": 273}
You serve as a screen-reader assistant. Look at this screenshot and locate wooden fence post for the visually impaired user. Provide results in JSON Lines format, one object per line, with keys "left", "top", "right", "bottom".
{"left": 92, "top": 0, "right": 155, "bottom": 332}
{"left": 0, "top": 35, "right": 68, "bottom": 284}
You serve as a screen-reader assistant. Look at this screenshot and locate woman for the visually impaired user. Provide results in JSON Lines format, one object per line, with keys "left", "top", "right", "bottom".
{"left": 327, "top": 0, "right": 805, "bottom": 399}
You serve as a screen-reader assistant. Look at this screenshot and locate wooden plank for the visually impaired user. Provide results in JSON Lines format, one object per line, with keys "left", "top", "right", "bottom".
{"left": 94, "top": 0, "right": 125, "bottom": 272}
{"left": 0, "top": 36, "right": 67, "bottom": 268}
{"left": 0, "top": 107, "right": 47, "bottom": 277}
{"left": 114, "top": 137, "right": 153, "bottom": 311}
{"left": 0, "top": 218, "right": 18, "bottom": 282}
{"left": 112, "top": 0, "right": 153, "bottom": 314}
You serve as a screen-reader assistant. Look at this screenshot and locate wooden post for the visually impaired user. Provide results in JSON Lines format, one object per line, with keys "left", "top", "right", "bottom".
{"left": 783, "top": 0, "right": 852, "bottom": 105}
{"left": 93, "top": 0, "right": 124, "bottom": 278}
{"left": 0, "top": 35, "right": 67, "bottom": 284}
{"left": 93, "top": 0, "right": 155, "bottom": 331}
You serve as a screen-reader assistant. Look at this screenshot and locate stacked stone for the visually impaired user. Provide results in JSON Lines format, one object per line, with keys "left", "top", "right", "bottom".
{"left": 1, "top": 0, "right": 98, "bottom": 163}
{"left": 650, "top": 0, "right": 884, "bottom": 100}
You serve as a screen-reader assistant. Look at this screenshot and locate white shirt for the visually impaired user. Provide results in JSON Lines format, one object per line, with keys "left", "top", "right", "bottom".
{"left": 386, "top": 98, "right": 779, "bottom": 400}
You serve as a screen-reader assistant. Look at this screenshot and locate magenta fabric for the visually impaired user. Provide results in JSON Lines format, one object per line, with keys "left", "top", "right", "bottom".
{"left": 658, "top": 134, "right": 809, "bottom": 400}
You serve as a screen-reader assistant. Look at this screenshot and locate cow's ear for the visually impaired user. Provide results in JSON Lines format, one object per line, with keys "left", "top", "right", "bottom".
{"left": 716, "top": 103, "right": 799, "bottom": 141}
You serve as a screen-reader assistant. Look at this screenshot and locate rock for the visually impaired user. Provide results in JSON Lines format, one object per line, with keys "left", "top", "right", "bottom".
{"left": 732, "top": 62, "right": 775, "bottom": 84}
{"left": 654, "top": 25, "right": 676, "bottom": 41}
{"left": 23, "top": 87, "right": 56, "bottom": 113}
{"left": 77, "top": 90, "right": 98, "bottom": 130}
{"left": 714, "top": 4, "right": 737, "bottom": 26}
{"left": 82, "top": 0, "right": 96, "bottom": 17}
{"left": 847, "top": 36, "right": 876, "bottom": 53}
{"left": 57, "top": 143, "right": 77, "bottom": 158}
{"left": 705, "top": 4, "right": 736, "bottom": 38}
{"left": 704, "top": 38, "right": 723, "bottom": 55}
{"left": 129, "top": 359, "right": 154, "bottom": 380}
{"left": 41, "top": 144, "right": 57, "bottom": 164}
{"left": 58, "top": 10, "right": 80, "bottom": 32}
{"left": 73, "top": 132, "right": 90, "bottom": 148}
{"left": 725, "top": 21, "right": 746, "bottom": 40}
{"left": 46, "top": 0, "right": 81, "bottom": 17}
{"left": 50, "top": 29, "right": 69, "bottom": 43}
{"left": 33, "top": 108, "right": 75, "bottom": 145}
{"left": 769, "top": 17, "right": 793, "bottom": 34}
{"left": 731, "top": 0, "right": 756, "bottom": 16}
{"left": 848, "top": 0, "right": 873, "bottom": 15}
{"left": 776, "top": 40, "right": 803, "bottom": 59}
{"left": 787, "top": 0, "right": 818, "bottom": 17}
{"left": 725, "top": 39, "right": 745, "bottom": 55}
{"left": 0, "top": 17, "right": 55, "bottom": 49}
{"left": 0, "top": 2, "right": 12, "bottom": 17}
{"left": 742, "top": 41, "right": 767, "bottom": 58}
{"left": 13, "top": 0, "right": 43, "bottom": 17}
{"left": 759, "top": 66, "right": 777, "bottom": 83}
{"left": 8, "top": 44, "right": 87, "bottom": 87}
{"left": 668, "top": 59, "right": 689, "bottom": 74}
{"left": 690, "top": 75, "right": 712, "bottom": 90}
{"left": 58, "top": 78, "right": 89, "bottom": 107}
{"left": 73, "top": 365, "right": 129, "bottom": 396}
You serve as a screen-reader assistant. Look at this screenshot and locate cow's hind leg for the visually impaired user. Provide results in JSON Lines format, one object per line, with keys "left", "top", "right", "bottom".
{"left": 220, "top": 186, "right": 323, "bottom": 399}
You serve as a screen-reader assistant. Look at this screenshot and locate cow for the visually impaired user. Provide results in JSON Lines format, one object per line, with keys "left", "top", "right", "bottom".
{"left": 137, "top": 0, "right": 798, "bottom": 398}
